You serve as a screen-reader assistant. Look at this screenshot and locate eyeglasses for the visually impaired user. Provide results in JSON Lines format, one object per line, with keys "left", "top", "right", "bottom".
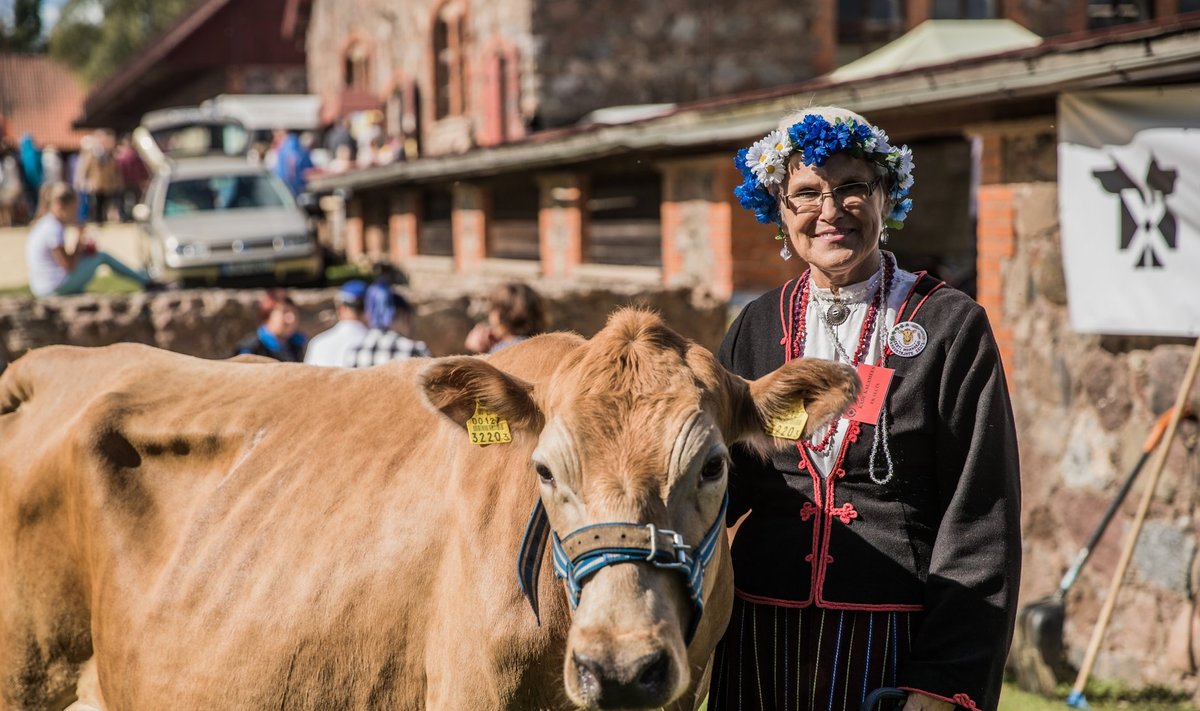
{"left": 783, "top": 180, "right": 879, "bottom": 212}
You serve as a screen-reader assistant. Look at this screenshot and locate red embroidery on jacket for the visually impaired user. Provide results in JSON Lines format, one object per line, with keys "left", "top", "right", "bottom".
{"left": 952, "top": 693, "right": 981, "bottom": 711}
{"left": 800, "top": 502, "right": 819, "bottom": 521}
{"left": 831, "top": 502, "right": 858, "bottom": 524}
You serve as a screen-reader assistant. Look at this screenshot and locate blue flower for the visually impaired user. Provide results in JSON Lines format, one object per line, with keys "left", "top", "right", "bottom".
{"left": 734, "top": 148, "right": 755, "bottom": 180}
{"left": 734, "top": 176, "right": 779, "bottom": 225}
{"left": 739, "top": 114, "right": 916, "bottom": 230}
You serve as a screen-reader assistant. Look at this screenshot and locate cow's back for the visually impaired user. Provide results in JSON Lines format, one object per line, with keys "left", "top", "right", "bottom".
{"left": 0, "top": 341, "right": 576, "bottom": 709}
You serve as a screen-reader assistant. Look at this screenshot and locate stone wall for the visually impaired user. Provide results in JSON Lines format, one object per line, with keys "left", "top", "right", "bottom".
{"left": 530, "top": 0, "right": 828, "bottom": 127}
{"left": 0, "top": 285, "right": 726, "bottom": 367}
{"left": 1005, "top": 182, "right": 1200, "bottom": 693}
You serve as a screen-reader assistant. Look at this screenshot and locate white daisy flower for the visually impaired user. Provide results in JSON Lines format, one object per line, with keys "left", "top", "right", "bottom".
{"left": 765, "top": 129, "right": 793, "bottom": 157}
{"left": 751, "top": 155, "right": 787, "bottom": 185}
{"left": 745, "top": 139, "right": 775, "bottom": 171}
{"left": 896, "top": 146, "right": 914, "bottom": 188}
{"left": 867, "top": 126, "right": 892, "bottom": 155}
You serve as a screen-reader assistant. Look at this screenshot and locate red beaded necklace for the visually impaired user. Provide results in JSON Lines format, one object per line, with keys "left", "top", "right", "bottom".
{"left": 789, "top": 254, "right": 894, "bottom": 453}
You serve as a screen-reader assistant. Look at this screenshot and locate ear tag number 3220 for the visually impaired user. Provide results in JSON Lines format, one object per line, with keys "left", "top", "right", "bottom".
{"left": 467, "top": 402, "right": 512, "bottom": 447}
{"left": 766, "top": 402, "right": 808, "bottom": 440}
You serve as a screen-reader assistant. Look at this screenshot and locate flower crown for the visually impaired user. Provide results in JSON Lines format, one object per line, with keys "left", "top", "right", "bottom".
{"left": 733, "top": 115, "right": 915, "bottom": 233}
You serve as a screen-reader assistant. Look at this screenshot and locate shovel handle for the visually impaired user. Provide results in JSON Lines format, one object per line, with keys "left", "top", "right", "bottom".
{"left": 1071, "top": 337, "right": 1200, "bottom": 701}
{"left": 1143, "top": 407, "right": 1179, "bottom": 453}
{"left": 1056, "top": 405, "right": 1191, "bottom": 595}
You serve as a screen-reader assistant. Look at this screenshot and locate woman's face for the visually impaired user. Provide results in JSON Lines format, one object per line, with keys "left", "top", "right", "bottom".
{"left": 51, "top": 198, "right": 77, "bottom": 222}
{"left": 779, "top": 152, "right": 887, "bottom": 289}
{"left": 265, "top": 304, "right": 298, "bottom": 339}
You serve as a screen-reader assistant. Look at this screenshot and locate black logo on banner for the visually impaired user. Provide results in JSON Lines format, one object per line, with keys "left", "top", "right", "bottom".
{"left": 1093, "top": 156, "right": 1178, "bottom": 268}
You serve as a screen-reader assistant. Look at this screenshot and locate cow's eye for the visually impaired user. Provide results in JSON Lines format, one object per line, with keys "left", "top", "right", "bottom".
{"left": 534, "top": 463, "right": 554, "bottom": 483}
{"left": 699, "top": 455, "right": 727, "bottom": 483}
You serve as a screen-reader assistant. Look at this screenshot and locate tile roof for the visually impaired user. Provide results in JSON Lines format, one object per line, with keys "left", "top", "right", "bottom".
{"left": 0, "top": 53, "right": 89, "bottom": 152}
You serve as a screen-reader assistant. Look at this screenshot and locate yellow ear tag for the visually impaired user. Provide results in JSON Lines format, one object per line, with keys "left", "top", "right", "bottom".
{"left": 467, "top": 401, "right": 512, "bottom": 447}
{"left": 765, "top": 402, "right": 809, "bottom": 440}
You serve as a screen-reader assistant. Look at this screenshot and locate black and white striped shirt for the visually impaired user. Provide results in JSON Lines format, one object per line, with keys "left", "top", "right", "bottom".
{"left": 344, "top": 329, "right": 432, "bottom": 367}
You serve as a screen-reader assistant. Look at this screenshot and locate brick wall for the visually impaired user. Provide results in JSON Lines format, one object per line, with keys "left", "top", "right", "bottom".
{"left": 977, "top": 185, "right": 1017, "bottom": 371}
{"left": 723, "top": 161, "right": 799, "bottom": 295}
{"left": 538, "top": 173, "right": 586, "bottom": 279}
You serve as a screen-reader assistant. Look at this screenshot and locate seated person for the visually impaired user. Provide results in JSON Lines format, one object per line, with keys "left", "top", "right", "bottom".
{"left": 345, "top": 280, "right": 431, "bottom": 367}
{"left": 234, "top": 289, "right": 307, "bottom": 362}
{"left": 464, "top": 282, "right": 545, "bottom": 354}
{"left": 25, "top": 182, "right": 153, "bottom": 297}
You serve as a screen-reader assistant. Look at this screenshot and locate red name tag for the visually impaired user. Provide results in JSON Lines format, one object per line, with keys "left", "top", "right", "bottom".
{"left": 844, "top": 364, "right": 894, "bottom": 426}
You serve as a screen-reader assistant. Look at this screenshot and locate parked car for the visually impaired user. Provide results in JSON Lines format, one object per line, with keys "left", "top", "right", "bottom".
{"left": 132, "top": 157, "right": 322, "bottom": 286}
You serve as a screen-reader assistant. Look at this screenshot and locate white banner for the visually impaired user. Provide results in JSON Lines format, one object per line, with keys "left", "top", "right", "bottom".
{"left": 1059, "top": 87, "right": 1200, "bottom": 337}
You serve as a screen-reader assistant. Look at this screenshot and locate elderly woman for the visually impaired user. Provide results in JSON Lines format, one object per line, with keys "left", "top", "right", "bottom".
{"left": 708, "top": 107, "right": 1020, "bottom": 711}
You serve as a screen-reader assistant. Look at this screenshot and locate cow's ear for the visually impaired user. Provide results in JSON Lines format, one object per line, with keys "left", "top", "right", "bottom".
{"left": 731, "top": 359, "right": 860, "bottom": 453}
{"left": 419, "top": 357, "right": 544, "bottom": 433}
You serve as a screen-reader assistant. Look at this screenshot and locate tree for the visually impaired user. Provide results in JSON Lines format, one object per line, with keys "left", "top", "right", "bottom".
{"left": 1, "top": 0, "right": 44, "bottom": 52}
{"left": 48, "top": 0, "right": 200, "bottom": 84}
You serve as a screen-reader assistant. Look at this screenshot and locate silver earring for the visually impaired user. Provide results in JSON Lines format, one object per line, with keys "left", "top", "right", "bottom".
{"left": 780, "top": 241, "right": 792, "bottom": 261}
{"left": 880, "top": 228, "right": 890, "bottom": 245}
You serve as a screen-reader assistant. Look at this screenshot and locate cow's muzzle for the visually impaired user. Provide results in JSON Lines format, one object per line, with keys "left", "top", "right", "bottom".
{"left": 572, "top": 648, "right": 675, "bottom": 710}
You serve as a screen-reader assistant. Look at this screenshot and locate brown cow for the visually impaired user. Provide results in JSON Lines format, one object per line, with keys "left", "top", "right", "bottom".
{"left": 0, "top": 309, "right": 858, "bottom": 710}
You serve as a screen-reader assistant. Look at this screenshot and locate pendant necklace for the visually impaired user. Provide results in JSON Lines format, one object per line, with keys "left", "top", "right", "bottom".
{"left": 825, "top": 300, "right": 850, "bottom": 326}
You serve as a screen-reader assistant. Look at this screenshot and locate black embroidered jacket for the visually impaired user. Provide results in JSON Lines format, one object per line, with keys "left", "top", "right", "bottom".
{"left": 719, "top": 274, "right": 1021, "bottom": 711}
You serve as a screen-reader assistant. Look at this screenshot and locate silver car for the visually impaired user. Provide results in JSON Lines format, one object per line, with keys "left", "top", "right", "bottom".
{"left": 133, "top": 157, "right": 322, "bottom": 285}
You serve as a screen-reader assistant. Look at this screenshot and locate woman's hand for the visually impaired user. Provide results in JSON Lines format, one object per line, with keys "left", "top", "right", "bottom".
{"left": 464, "top": 322, "right": 497, "bottom": 354}
{"left": 901, "top": 692, "right": 955, "bottom": 711}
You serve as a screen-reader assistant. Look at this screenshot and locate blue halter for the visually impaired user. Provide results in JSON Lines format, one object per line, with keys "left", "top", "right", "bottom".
{"left": 517, "top": 493, "right": 728, "bottom": 643}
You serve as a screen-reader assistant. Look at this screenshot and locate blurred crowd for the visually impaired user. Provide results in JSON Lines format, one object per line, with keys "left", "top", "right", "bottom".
{"left": 0, "top": 129, "right": 150, "bottom": 228}
{"left": 236, "top": 280, "right": 545, "bottom": 367}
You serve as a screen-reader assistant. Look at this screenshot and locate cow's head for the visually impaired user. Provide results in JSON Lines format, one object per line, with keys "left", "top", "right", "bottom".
{"left": 420, "top": 309, "right": 857, "bottom": 710}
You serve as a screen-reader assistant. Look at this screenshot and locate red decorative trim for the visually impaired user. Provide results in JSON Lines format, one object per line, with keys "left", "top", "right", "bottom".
{"left": 779, "top": 276, "right": 800, "bottom": 352}
{"left": 831, "top": 502, "right": 857, "bottom": 524}
{"left": 735, "top": 588, "right": 923, "bottom": 612}
{"left": 800, "top": 502, "right": 819, "bottom": 521}
{"left": 816, "top": 600, "right": 924, "bottom": 611}
{"left": 909, "top": 279, "right": 947, "bottom": 321}
{"left": 735, "top": 589, "right": 812, "bottom": 608}
{"left": 893, "top": 269, "right": 928, "bottom": 321}
{"left": 896, "top": 687, "right": 981, "bottom": 711}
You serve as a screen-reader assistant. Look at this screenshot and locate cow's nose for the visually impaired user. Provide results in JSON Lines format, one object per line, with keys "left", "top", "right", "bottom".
{"left": 573, "top": 650, "right": 673, "bottom": 709}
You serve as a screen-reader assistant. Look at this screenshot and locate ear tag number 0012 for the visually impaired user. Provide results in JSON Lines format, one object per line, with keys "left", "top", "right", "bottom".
{"left": 467, "top": 401, "right": 512, "bottom": 447}
{"left": 766, "top": 402, "right": 808, "bottom": 440}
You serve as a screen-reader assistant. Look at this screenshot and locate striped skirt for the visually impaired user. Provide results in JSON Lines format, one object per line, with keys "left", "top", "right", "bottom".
{"left": 708, "top": 595, "right": 920, "bottom": 711}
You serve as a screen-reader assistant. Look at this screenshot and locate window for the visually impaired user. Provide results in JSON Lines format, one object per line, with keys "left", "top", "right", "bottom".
{"left": 933, "top": 0, "right": 996, "bottom": 17}
{"left": 496, "top": 54, "right": 510, "bottom": 141}
{"left": 489, "top": 176, "right": 539, "bottom": 260}
{"left": 586, "top": 171, "right": 663, "bottom": 267}
{"left": 432, "top": 4, "right": 466, "bottom": 119}
{"left": 418, "top": 188, "right": 454, "bottom": 256}
{"left": 164, "top": 175, "right": 291, "bottom": 216}
{"left": 1086, "top": 0, "right": 1152, "bottom": 28}
{"left": 838, "top": 0, "right": 905, "bottom": 61}
{"left": 344, "top": 41, "right": 370, "bottom": 91}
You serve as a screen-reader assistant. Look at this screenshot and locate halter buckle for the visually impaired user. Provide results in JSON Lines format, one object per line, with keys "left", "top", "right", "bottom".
{"left": 645, "top": 523, "right": 693, "bottom": 572}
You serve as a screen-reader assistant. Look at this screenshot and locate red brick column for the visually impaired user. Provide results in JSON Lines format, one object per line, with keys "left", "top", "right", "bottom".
{"left": 723, "top": 160, "right": 799, "bottom": 295}
{"left": 977, "top": 184, "right": 1016, "bottom": 372}
{"left": 388, "top": 191, "right": 420, "bottom": 265}
{"left": 538, "top": 173, "right": 587, "bottom": 279}
{"left": 452, "top": 183, "right": 489, "bottom": 275}
{"left": 660, "top": 156, "right": 733, "bottom": 299}
{"left": 345, "top": 196, "right": 365, "bottom": 262}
